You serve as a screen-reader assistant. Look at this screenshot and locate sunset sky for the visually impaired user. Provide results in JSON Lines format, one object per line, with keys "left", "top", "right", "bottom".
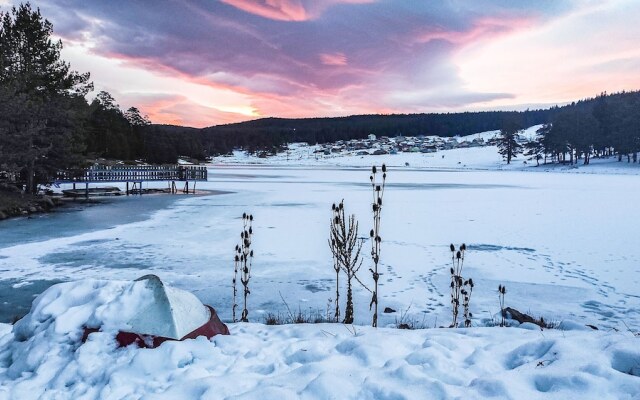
{"left": 5, "top": 0, "right": 640, "bottom": 127}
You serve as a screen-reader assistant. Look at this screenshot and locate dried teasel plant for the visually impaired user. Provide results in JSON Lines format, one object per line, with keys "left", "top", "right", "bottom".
{"left": 329, "top": 202, "right": 342, "bottom": 322}
{"left": 462, "top": 278, "right": 474, "bottom": 327}
{"left": 233, "top": 244, "right": 240, "bottom": 322}
{"left": 449, "top": 243, "right": 469, "bottom": 327}
{"left": 329, "top": 200, "right": 364, "bottom": 324}
{"left": 498, "top": 284, "right": 507, "bottom": 327}
{"left": 369, "top": 164, "right": 386, "bottom": 328}
{"left": 237, "top": 212, "right": 254, "bottom": 322}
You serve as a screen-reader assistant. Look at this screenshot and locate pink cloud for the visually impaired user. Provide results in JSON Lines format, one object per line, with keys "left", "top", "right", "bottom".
{"left": 219, "top": 0, "right": 308, "bottom": 21}
{"left": 127, "top": 94, "right": 252, "bottom": 127}
{"left": 319, "top": 52, "right": 348, "bottom": 66}
{"left": 220, "top": 0, "right": 374, "bottom": 21}
{"left": 415, "top": 16, "right": 535, "bottom": 46}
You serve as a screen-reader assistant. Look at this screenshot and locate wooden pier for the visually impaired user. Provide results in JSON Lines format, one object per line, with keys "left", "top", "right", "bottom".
{"left": 54, "top": 165, "right": 208, "bottom": 197}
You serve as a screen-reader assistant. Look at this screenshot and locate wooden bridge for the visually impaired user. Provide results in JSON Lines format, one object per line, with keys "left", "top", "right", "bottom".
{"left": 54, "top": 165, "right": 208, "bottom": 196}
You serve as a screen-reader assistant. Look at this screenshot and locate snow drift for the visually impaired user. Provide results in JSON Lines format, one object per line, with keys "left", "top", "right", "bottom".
{"left": 1, "top": 279, "right": 639, "bottom": 399}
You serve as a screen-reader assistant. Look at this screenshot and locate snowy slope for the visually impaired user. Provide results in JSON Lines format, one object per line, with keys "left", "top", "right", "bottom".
{"left": 1, "top": 279, "right": 639, "bottom": 400}
{"left": 208, "top": 125, "right": 640, "bottom": 175}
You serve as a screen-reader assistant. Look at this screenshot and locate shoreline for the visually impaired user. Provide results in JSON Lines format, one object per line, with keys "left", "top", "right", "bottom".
{"left": 0, "top": 188, "right": 229, "bottom": 223}
{"left": 0, "top": 188, "right": 231, "bottom": 323}
{"left": 0, "top": 191, "right": 63, "bottom": 220}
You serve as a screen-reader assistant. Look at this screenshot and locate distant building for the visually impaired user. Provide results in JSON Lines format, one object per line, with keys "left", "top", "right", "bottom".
{"left": 368, "top": 134, "right": 377, "bottom": 140}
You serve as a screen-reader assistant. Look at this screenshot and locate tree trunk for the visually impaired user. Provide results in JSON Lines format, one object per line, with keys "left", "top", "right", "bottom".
{"left": 569, "top": 148, "right": 574, "bottom": 165}
{"left": 27, "top": 159, "right": 36, "bottom": 194}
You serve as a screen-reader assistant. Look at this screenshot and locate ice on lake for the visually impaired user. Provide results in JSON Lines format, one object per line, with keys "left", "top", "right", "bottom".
{"left": 0, "top": 163, "right": 638, "bottom": 330}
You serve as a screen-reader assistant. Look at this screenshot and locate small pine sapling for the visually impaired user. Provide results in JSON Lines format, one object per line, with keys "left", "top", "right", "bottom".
{"left": 238, "top": 213, "right": 254, "bottom": 322}
{"left": 449, "top": 243, "right": 467, "bottom": 327}
{"left": 329, "top": 200, "right": 364, "bottom": 324}
{"left": 369, "top": 164, "right": 386, "bottom": 328}
{"left": 498, "top": 284, "right": 507, "bottom": 327}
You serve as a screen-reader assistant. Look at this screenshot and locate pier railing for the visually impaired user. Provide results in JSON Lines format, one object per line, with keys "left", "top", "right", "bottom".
{"left": 55, "top": 165, "right": 208, "bottom": 183}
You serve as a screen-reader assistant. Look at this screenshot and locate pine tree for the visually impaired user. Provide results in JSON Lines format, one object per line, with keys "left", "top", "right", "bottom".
{"left": 0, "top": 3, "right": 91, "bottom": 192}
{"left": 497, "top": 119, "right": 522, "bottom": 164}
{"left": 524, "top": 137, "right": 544, "bottom": 166}
{"left": 124, "top": 107, "right": 151, "bottom": 127}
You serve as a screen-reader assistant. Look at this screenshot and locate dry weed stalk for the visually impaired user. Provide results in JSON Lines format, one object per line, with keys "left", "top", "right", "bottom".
{"left": 498, "top": 284, "right": 507, "bottom": 327}
{"left": 462, "top": 278, "right": 474, "bottom": 327}
{"left": 233, "top": 244, "right": 240, "bottom": 322}
{"left": 369, "top": 164, "right": 386, "bottom": 327}
{"left": 449, "top": 243, "right": 467, "bottom": 327}
{"left": 238, "top": 213, "right": 254, "bottom": 322}
{"left": 329, "top": 200, "right": 364, "bottom": 324}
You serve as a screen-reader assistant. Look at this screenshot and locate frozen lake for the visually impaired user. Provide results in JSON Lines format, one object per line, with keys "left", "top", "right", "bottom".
{"left": 0, "top": 165, "right": 638, "bottom": 329}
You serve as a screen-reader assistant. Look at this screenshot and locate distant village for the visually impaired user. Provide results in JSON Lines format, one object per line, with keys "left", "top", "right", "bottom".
{"left": 310, "top": 133, "right": 499, "bottom": 157}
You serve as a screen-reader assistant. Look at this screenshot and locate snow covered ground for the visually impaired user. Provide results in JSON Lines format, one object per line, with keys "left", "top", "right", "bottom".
{"left": 1, "top": 279, "right": 639, "bottom": 399}
{"left": 210, "top": 125, "right": 640, "bottom": 175}
{"left": 1, "top": 128, "right": 640, "bottom": 398}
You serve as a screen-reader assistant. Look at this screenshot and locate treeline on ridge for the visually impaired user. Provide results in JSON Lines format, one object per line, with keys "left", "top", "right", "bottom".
{"left": 531, "top": 91, "right": 640, "bottom": 165}
{"left": 199, "top": 110, "right": 550, "bottom": 155}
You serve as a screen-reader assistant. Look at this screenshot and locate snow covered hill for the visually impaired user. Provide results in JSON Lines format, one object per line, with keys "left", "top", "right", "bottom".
{"left": 0, "top": 279, "right": 639, "bottom": 399}
{"left": 209, "top": 125, "right": 640, "bottom": 176}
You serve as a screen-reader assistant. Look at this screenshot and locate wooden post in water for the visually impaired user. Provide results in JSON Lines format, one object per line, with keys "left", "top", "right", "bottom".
{"left": 126, "top": 182, "right": 129, "bottom": 196}
{"left": 85, "top": 182, "right": 89, "bottom": 199}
